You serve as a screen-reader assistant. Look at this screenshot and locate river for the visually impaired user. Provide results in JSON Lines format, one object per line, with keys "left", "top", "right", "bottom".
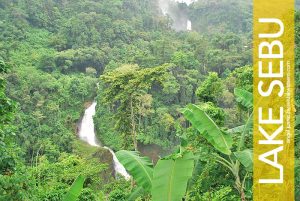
{"left": 78, "top": 101, "right": 130, "bottom": 180}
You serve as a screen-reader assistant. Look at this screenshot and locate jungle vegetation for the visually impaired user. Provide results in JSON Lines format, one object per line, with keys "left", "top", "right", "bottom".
{"left": 0, "top": 0, "right": 299, "bottom": 200}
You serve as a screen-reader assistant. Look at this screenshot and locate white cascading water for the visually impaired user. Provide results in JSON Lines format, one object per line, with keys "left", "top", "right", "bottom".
{"left": 187, "top": 20, "right": 192, "bottom": 31}
{"left": 159, "top": 0, "right": 196, "bottom": 31}
{"left": 78, "top": 102, "right": 130, "bottom": 180}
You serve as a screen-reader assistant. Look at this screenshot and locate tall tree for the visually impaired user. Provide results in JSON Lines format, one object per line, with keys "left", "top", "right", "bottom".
{"left": 100, "top": 64, "right": 174, "bottom": 150}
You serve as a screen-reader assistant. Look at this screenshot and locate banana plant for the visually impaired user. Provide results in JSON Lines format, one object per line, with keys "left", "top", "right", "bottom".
{"left": 116, "top": 148, "right": 195, "bottom": 201}
{"left": 233, "top": 88, "right": 253, "bottom": 151}
{"left": 116, "top": 88, "right": 254, "bottom": 201}
{"left": 116, "top": 150, "right": 153, "bottom": 192}
{"left": 63, "top": 175, "right": 85, "bottom": 201}
{"left": 181, "top": 88, "right": 253, "bottom": 201}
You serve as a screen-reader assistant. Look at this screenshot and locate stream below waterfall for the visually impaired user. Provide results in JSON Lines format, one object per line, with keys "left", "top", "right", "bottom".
{"left": 78, "top": 101, "right": 130, "bottom": 180}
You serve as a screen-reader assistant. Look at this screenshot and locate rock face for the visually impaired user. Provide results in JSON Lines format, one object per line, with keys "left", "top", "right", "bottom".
{"left": 92, "top": 148, "right": 115, "bottom": 183}
{"left": 138, "top": 143, "right": 171, "bottom": 164}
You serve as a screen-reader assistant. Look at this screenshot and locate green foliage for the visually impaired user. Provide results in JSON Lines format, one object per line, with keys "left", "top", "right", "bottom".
{"left": 127, "top": 187, "right": 144, "bottom": 201}
{"left": 31, "top": 153, "right": 106, "bottom": 200}
{"left": 7, "top": 65, "right": 97, "bottom": 160}
{"left": 0, "top": 59, "right": 19, "bottom": 190}
{"left": 182, "top": 102, "right": 253, "bottom": 200}
{"left": 196, "top": 72, "right": 224, "bottom": 103}
{"left": 97, "top": 64, "right": 178, "bottom": 149}
{"left": 0, "top": 169, "right": 35, "bottom": 201}
{"left": 195, "top": 186, "right": 239, "bottom": 201}
{"left": 78, "top": 188, "right": 98, "bottom": 201}
{"left": 109, "top": 189, "right": 127, "bottom": 201}
{"left": 234, "top": 149, "right": 253, "bottom": 172}
{"left": 103, "top": 178, "right": 131, "bottom": 201}
{"left": 231, "top": 66, "right": 253, "bottom": 91}
{"left": 296, "top": 115, "right": 300, "bottom": 127}
{"left": 117, "top": 149, "right": 195, "bottom": 201}
{"left": 115, "top": 150, "right": 153, "bottom": 192}
{"left": 0, "top": 145, "right": 16, "bottom": 175}
{"left": 182, "top": 104, "right": 233, "bottom": 155}
{"left": 39, "top": 187, "right": 67, "bottom": 201}
{"left": 198, "top": 102, "right": 226, "bottom": 126}
{"left": 0, "top": 0, "right": 278, "bottom": 200}
{"left": 55, "top": 48, "right": 108, "bottom": 73}
{"left": 0, "top": 60, "right": 15, "bottom": 126}
{"left": 189, "top": 0, "right": 252, "bottom": 34}
{"left": 234, "top": 88, "right": 253, "bottom": 109}
{"left": 38, "top": 54, "right": 56, "bottom": 72}
{"left": 151, "top": 151, "right": 195, "bottom": 201}
{"left": 171, "top": 51, "right": 200, "bottom": 70}
{"left": 63, "top": 175, "right": 85, "bottom": 201}
{"left": 0, "top": 60, "right": 8, "bottom": 73}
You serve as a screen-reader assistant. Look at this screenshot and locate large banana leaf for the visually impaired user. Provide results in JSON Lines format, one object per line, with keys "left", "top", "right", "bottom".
{"left": 234, "top": 88, "right": 253, "bottom": 109}
{"left": 228, "top": 119, "right": 253, "bottom": 134}
{"left": 182, "top": 104, "right": 233, "bottom": 155}
{"left": 116, "top": 150, "right": 153, "bottom": 192}
{"left": 227, "top": 125, "right": 246, "bottom": 134}
{"left": 234, "top": 149, "right": 253, "bottom": 172}
{"left": 63, "top": 175, "right": 85, "bottom": 201}
{"left": 127, "top": 187, "right": 145, "bottom": 201}
{"left": 151, "top": 152, "right": 195, "bottom": 201}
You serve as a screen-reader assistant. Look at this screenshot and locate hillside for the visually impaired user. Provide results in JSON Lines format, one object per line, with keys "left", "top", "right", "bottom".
{"left": 0, "top": 0, "right": 299, "bottom": 200}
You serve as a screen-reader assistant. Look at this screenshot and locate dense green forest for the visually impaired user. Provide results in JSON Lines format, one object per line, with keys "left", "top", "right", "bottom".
{"left": 0, "top": 0, "right": 299, "bottom": 200}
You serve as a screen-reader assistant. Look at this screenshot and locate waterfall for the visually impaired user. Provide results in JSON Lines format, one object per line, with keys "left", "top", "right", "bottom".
{"left": 78, "top": 101, "right": 130, "bottom": 180}
{"left": 78, "top": 102, "right": 99, "bottom": 146}
{"left": 159, "top": 0, "right": 196, "bottom": 31}
{"left": 187, "top": 20, "right": 192, "bottom": 31}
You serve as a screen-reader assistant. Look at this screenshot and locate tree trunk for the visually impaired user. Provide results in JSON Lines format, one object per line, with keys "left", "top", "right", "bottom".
{"left": 240, "top": 189, "right": 246, "bottom": 201}
{"left": 130, "top": 96, "right": 137, "bottom": 150}
{"left": 235, "top": 175, "right": 246, "bottom": 201}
